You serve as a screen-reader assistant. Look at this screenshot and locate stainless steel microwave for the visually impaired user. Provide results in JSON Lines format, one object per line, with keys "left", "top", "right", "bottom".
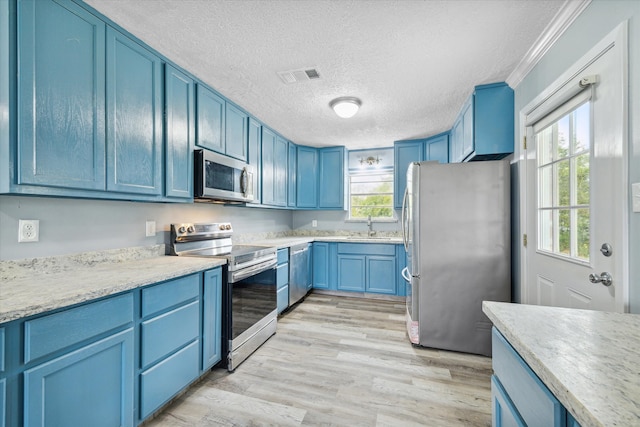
{"left": 194, "top": 149, "right": 255, "bottom": 203}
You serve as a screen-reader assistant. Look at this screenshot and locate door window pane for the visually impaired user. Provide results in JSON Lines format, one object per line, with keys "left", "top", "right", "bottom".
{"left": 535, "top": 100, "right": 591, "bottom": 261}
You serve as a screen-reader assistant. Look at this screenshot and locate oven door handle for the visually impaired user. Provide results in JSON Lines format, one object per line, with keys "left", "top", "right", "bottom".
{"left": 230, "top": 258, "right": 277, "bottom": 283}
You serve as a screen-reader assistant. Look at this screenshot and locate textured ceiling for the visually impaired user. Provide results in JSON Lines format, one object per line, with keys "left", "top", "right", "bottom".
{"left": 85, "top": 0, "right": 565, "bottom": 149}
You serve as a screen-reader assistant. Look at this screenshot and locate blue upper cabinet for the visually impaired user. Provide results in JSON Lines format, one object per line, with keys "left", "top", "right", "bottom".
{"left": 196, "top": 84, "right": 225, "bottom": 154}
{"left": 450, "top": 82, "right": 514, "bottom": 162}
{"left": 225, "top": 102, "right": 248, "bottom": 161}
{"left": 17, "top": 0, "right": 106, "bottom": 191}
{"left": 393, "top": 139, "right": 424, "bottom": 209}
{"left": 425, "top": 133, "right": 449, "bottom": 164}
{"left": 318, "top": 146, "right": 345, "bottom": 209}
{"left": 247, "top": 118, "right": 262, "bottom": 203}
{"left": 261, "top": 127, "right": 287, "bottom": 207}
{"left": 296, "top": 146, "right": 318, "bottom": 209}
{"left": 106, "top": 27, "right": 163, "bottom": 195}
{"left": 287, "top": 141, "right": 297, "bottom": 208}
{"left": 164, "top": 64, "right": 194, "bottom": 200}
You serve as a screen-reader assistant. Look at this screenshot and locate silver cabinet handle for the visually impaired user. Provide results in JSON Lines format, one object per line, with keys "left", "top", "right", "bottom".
{"left": 589, "top": 272, "right": 613, "bottom": 287}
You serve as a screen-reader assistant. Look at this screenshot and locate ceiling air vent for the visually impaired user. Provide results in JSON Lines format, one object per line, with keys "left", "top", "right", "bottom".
{"left": 277, "top": 68, "right": 320, "bottom": 84}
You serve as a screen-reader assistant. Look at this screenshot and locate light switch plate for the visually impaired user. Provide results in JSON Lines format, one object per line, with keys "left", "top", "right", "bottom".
{"left": 633, "top": 183, "right": 640, "bottom": 213}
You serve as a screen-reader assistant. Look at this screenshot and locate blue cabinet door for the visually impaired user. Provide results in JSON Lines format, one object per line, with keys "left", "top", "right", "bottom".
{"left": 24, "top": 329, "right": 134, "bottom": 427}
{"left": 337, "top": 255, "right": 365, "bottom": 291}
{"left": 106, "top": 27, "right": 163, "bottom": 195}
{"left": 18, "top": 0, "right": 106, "bottom": 191}
{"left": 461, "top": 96, "right": 474, "bottom": 162}
{"left": 196, "top": 84, "right": 225, "bottom": 154}
{"left": 202, "top": 267, "right": 222, "bottom": 370}
{"left": 393, "top": 140, "right": 424, "bottom": 209}
{"left": 450, "top": 114, "right": 464, "bottom": 163}
{"left": 312, "top": 243, "right": 330, "bottom": 289}
{"left": 318, "top": 147, "right": 345, "bottom": 209}
{"left": 247, "top": 118, "right": 262, "bottom": 203}
{"left": 225, "top": 102, "right": 247, "bottom": 161}
{"left": 287, "top": 141, "right": 297, "bottom": 208}
{"left": 491, "top": 375, "right": 526, "bottom": 427}
{"left": 296, "top": 146, "right": 318, "bottom": 208}
{"left": 367, "top": 256, "right": 396, "bottom": 294}
{"left": 425, "top": 133, "right": 449, "bottom": 164}
{"left": 164, "top": 64, "right": 194, "bottom": 199}
{"left": 274, "top": 136, "right": 288, "bottom": 206}
{"left": 473, "top": 83, "right": 515, "bottom": 160}
{"left": 261, "top": 127, "right": 277, "bottom": 206}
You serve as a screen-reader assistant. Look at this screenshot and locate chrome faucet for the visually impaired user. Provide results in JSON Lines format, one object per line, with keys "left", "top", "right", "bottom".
{"left": 367, "top": 215, "right": 376, "bottom": 237}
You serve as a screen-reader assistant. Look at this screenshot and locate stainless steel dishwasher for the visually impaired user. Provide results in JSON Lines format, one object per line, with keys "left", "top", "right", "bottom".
{"left": 289, "top": 243, "right": 311, "bottom": 306}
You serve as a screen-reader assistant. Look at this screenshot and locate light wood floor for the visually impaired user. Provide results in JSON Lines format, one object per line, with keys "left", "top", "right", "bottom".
{"left": 145, "top": 293, "right": 493, "bottom": 426}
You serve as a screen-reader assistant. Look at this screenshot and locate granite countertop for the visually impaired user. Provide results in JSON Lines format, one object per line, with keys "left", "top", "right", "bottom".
{"left": 483, "top": 301, "right": 640, "bottom": 427}
{"left": 0, "top": 245, "right": 225, "bottom": 324}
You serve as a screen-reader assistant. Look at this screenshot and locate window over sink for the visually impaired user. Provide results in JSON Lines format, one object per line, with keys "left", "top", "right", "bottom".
{"left": 347, "top": 148, "right": 394, "bottom": 220}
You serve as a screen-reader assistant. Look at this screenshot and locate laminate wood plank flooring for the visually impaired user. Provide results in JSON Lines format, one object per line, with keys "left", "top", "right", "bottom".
{"left": 145, "top": 294, "right": 493, "bottom": 426}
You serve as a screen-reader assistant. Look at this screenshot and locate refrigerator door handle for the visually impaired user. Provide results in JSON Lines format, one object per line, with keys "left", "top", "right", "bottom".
{"left": 401, "top": 267, "right": 411, "bottom": 283}
{"left": 401, "top": 187, "right": 409, "bottom": 252}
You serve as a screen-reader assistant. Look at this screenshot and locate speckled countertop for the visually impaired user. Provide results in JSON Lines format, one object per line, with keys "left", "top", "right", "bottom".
{"left": 250, "top": 235, "right": 403, "bottom": 248}
{"left": 483, "top": 301, "right": 640, "bottom": 427}
{"left": 0, "top": 245, "right": 225, "bottom": 324}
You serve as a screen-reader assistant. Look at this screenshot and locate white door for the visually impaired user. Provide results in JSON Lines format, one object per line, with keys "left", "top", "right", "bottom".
{"left": 523, "top": 24, "right": 628, "bottom": 312}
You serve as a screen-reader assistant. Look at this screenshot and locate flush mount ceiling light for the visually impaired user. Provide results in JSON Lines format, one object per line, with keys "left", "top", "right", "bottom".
{"left": 329, "top": 97, "right": 362, "bottom": 119}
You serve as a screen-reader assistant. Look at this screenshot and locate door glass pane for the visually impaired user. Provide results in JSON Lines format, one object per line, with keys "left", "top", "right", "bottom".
{"left": 535, "top": 99, "right": 591, "bottom": 262}
{"left": 557, "top": 160, "right": 570, "bottom": 206}
{"left": 576, "top": 154, "right": 590, "bottom": 205}
{"left": 577, "top": 208, "right": 590, "bottom": 260}
{"left": 539, "top": 210, "right": 553, "bottom": 252}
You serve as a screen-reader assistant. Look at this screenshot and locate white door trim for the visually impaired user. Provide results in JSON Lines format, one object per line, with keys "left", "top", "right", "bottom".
{"left": 518, "top": 21, "right": 629, "bottom": 311}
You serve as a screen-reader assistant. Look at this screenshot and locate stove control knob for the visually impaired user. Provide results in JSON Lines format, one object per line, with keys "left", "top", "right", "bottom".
{"left": 178, "top": 226, "right": 186, "bottom": 233}
{"left": 187, "top": 225, "right": 195, "bottom": 233}
{"left": 225, "top": 224, "right": 232, "bottom": 230}
{"left": 218, "top": 224, "right": 225, "bottom": 230}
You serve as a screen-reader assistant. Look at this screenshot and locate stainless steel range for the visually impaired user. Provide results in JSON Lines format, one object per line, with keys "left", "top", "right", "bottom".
{"left": 170, "top": 223, "right": 277, "bottom": 371}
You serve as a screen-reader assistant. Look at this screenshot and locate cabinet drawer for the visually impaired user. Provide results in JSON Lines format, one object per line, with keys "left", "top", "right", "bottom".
{"left": 277, "top": 248, "right": 289, "bottom": 264}
{"left": 24, "top": 293, "right": 133, "bottom": 363}
{"left": 141, "top": 274, "right": 199, "bottom": 318}
{"left": 492, "top": 328, "right": 564, "bottom": 427}
{"left": 337, "top": 243, "right": 395, "bottom": 256}
{"left": 277, "top": 263, "right": 289, "bottom": 289}
{"left": 141, "top": 301, "right": 200, "bottom": 369}
{"left": 140, "top": 340, "right": 199, "bottom": 419}
{"left": 277, "top": 285, "right": 289, "bottom": 314}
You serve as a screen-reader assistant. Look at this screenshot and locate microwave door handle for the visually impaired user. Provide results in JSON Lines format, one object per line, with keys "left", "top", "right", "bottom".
{"left": 240, "top": 168, "right": 248, "bottom": 197}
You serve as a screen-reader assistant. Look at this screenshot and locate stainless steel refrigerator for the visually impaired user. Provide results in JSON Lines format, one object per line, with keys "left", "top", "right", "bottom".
{"left": 401, "top": 160, "right": 510, "bottom": 356}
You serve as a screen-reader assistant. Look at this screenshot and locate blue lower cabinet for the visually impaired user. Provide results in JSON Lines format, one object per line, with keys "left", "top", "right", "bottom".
{"left": 24, "top": 329, "right": 135, "bottom": 427}
{"left": 492, "top": 328, "right": 567, "bottom": 427}
{"left": 312, "top": 243, "right": 330, "bottom": 290}
{"left": 366, "top": 256, "right": 396, "bottom": 294}
{"left": 276, "top": 249, "right": 289, "bottom": 314}
{"left": 202, "top": 268, "right": 222, "bottom": 371}
{"left": 491, "top": 375, "right": 525, "bottom": 427}
{"left": 139, "top": 341, "right": 199, "bottom": 420}
{"left": 277, "top": 287, "right": 289, "bottom": 315}
{"left": 337, "top": 255, "right": 366, "bottom": 291}
{"left": 0, "top": 378, "right": 4, "bottom": 427}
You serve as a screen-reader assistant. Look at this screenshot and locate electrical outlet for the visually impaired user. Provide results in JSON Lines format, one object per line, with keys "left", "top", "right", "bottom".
{"left": 312, "top": 219, "right": 317, "bottom": 228}
{"left": 145, "top": 220, "right": 156, "bottom": 237}
{"left": 18, "top": 219, "right": 39, "bottom": 243}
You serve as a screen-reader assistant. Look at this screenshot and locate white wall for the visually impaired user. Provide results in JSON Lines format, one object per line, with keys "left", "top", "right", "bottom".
{"left": 292, "top": 209, "right": 401, "bottom": 234}
{"left": 512, "top": 0, "right": 640, "bottom": 312}
{"left": 0, "top": 195, "right": 292, "bottom": 260}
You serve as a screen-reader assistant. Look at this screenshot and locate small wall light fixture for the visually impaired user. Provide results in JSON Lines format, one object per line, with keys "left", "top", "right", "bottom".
{"left": 360, "top": 155, "right": 380, "bottom": 166}
{"left": 329, "top": 97, "right": 362, "bottom": 118}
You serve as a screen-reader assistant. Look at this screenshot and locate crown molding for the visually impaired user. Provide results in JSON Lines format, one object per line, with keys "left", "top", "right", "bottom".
{"left": 506, "top": 0, "right": 592, "bottom": 89}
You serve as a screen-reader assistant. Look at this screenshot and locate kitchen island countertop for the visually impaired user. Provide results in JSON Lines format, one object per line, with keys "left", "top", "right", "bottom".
{"left": 0, "top": 245, "right": 225, "bottom": 323}
{"left": 483, "top": 301, "right": 640, "bottom": 427}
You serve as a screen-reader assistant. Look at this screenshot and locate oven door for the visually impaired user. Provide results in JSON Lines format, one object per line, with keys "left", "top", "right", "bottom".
{"left": 230, "top": 263, "right": 277, "bottom": 342}
{"left": 194, "top": 149, "right": 255, "bottom": 203}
